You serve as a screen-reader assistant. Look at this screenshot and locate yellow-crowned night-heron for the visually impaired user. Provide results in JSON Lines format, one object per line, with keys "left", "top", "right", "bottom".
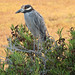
{"left": 16, "top": 5, "right": 47, "bottom": 50}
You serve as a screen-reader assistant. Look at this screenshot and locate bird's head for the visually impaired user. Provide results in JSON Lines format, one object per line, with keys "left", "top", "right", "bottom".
{"left": 16, "top": 5, "right": 34, "bottom": 13}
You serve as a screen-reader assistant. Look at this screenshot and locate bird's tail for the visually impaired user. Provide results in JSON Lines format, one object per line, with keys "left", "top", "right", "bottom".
{"left": 43, "top": 34, "right": 46, "bottom": 41}
{"left": 40, "top": 33, "right": 46, "bottom": 42}
{"left": 40, "top": 30, "right": 50, "bottom": 41}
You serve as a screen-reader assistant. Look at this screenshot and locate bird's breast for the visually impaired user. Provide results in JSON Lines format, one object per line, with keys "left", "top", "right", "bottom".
{"left": 24, "top": 13, "right": 39, "bottom": 37}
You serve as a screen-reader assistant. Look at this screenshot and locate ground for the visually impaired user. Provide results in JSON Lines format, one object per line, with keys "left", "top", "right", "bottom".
{"left": 0, "top": 0, "right": 75, "bottom": 57}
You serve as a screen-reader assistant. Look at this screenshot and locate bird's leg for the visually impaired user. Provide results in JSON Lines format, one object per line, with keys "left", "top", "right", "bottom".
{"left": 40, "top": 41, "right": 43, "bottom": 50}
{"left": 33, "top": 38, "right": 35, "bottom": 51}
{"left": 37, "top": 39, "right": 39, "bottom": 50}
{"left": 37, "top": 35, "right": 40, "bottom": 50}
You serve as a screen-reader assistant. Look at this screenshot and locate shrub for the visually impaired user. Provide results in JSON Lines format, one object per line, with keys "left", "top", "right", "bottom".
{"left": 0, "top": 24, "right": 75, "bottom": 75}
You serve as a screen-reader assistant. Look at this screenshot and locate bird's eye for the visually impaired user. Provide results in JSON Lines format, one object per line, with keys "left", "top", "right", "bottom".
{"left": 25, "top": 6, "right": 28, "bottom": 9}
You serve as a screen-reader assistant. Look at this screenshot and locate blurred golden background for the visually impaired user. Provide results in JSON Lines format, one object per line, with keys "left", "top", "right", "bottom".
{"left": 0, "top": 0, "right": 75, "bottom": 57}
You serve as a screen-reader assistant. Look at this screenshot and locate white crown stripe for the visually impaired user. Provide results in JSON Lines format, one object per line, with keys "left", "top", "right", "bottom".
{"left": 25, "top": 7, "right": 32, "bottom": 10}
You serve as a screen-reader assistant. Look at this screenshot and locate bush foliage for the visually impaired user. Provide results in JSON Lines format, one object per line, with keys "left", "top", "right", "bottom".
{"left": 0, "top": 24, "right": 75, "bottom": 75}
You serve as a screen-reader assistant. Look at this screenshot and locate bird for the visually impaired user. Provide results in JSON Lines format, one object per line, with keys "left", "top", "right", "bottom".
{"left": 16, "top": 5, "right": 47, "bottom": 50}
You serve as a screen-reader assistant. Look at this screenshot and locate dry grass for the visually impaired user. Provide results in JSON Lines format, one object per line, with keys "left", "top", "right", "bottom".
{"left": 0, "top": 0, "right": 75, "bottom": 57}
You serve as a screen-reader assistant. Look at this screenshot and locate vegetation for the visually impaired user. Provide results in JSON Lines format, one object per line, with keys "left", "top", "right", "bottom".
{"left": 0, "top": 24, "right": 75, "bottom": 75}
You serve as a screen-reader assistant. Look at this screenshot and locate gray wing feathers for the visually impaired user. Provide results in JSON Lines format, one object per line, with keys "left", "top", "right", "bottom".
{"left": 29, "top": 10, "right": 47, "bottom": 36}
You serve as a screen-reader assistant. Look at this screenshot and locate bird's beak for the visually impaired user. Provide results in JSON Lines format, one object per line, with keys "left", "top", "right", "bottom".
{"left": 15, "top": 9, "right": 22, "bottom": 14}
